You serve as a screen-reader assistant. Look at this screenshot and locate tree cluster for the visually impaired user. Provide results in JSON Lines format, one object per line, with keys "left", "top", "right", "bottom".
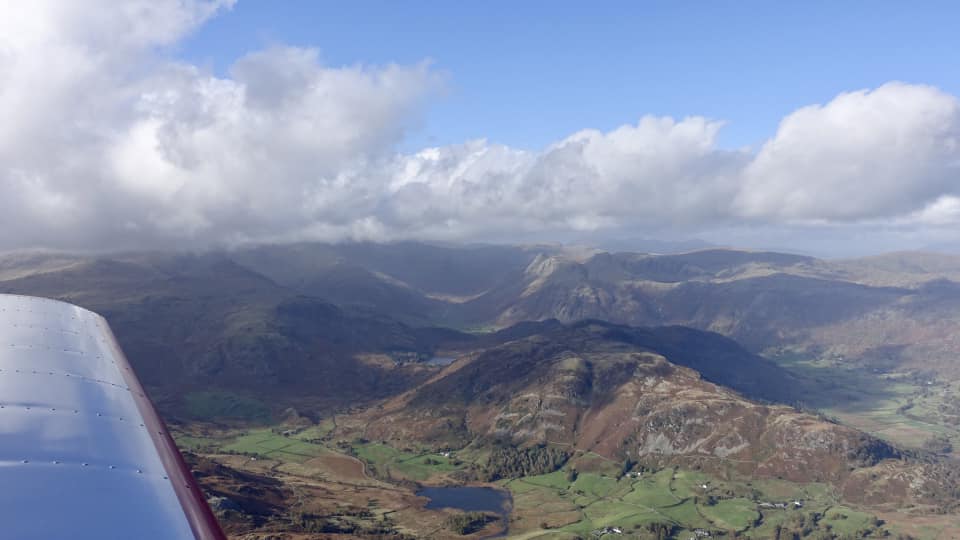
{"left": 443, "top": 512, "right": 491, "bottom": 535}
{"left": 481, "top": 443, "right": 570, "bottom": 481}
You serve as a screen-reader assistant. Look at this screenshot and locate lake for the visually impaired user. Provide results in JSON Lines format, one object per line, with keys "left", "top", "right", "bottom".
{"left": 418, "top": 486, "right": 512, "bottom": 537}
{"left": 426, "top": 356, "right": 457, "bottom": 366}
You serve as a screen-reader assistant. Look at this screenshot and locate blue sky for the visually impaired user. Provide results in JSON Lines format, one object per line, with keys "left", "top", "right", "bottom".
{"left": 178, "top": 1, "right": 960, "bottom": 151}
{"left": 3, "top": 1, "right": 960, "bottom": 254}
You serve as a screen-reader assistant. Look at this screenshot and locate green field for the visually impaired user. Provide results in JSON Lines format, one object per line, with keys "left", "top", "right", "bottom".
{"left": 173, "top": 426, "right": 331, "bottom": 463}
{"left": 821, "top": 506, "right": 881, "bottom": 536}
{"left": 290, "top": 418, "right": 336, "bottom": 441}
{"left": 172, "top": 426, "right": 468, "bottom": 480}
{"left": 571, "top": 473, "right": 622, "bottom": 499}
{"left": 350, "top": 441, "right": 467, "bottom": 481}
{"left": 621, "top": 472, "right": 679, "bottom": 508}
{"left": 221, "top": 428, "right": 326, "bottom": 462}
{"left": 173, "top": 434, "right": 221, "bottom": 452}
{"left": 699, "top": 498, "right": 759, "bottom": 530}
{"left": 502, "top": 465, "right": 901, "bottom": 539}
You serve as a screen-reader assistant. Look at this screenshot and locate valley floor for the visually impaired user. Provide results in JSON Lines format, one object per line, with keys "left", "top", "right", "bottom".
{"left": 174, "top": 417, "right": 960, "bottom": 539}
{"left": 769, "top": 352, "right": 960, "bottom": 457}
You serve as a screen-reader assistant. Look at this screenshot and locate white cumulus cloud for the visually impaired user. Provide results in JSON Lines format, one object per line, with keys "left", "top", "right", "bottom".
{"left": 737, "top": 83, "right": 960, "bottom": 222}
{"left": 1, "top": 2, "right": 960, "bottom": 253}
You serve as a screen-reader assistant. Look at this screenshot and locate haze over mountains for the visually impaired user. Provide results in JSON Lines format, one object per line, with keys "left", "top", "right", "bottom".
{"left": 229, "top": 242, "right": 960, "bottom": 379}
{"left": 6, "top": 242, "right": 960, "bottom": 395}
{"left": 7, "top": 241, "right": 960, "bottom": 536}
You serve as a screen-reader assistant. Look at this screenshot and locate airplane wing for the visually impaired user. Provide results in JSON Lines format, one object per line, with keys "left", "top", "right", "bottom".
{"left": 0, "top": 294, "right": 226, "bottom": 540}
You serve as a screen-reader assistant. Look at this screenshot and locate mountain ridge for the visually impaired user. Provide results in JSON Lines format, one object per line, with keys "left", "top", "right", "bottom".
{"left": 351, "top": 321, "right": 958, "bottom": 510}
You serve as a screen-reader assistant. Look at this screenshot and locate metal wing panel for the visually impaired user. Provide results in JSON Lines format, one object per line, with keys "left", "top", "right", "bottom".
{"left": 0, "top": 295, "right": 225, "bottom": 540}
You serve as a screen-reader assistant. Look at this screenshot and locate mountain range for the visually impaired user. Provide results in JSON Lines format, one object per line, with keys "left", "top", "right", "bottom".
{"left": 5, "top": 242, "right": 960, "bottom": 400}
{"left": 5, "top": 241, "right": 960, "bottom": 535}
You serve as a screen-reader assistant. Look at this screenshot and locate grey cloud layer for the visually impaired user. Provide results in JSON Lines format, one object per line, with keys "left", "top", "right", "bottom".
{"left": 2, "top": 1, "right": 959, "bottom": 250}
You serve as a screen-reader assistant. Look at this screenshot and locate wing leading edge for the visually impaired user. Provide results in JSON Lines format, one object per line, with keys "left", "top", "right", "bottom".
{"left": 0, "top": 294, "right": 226, "bottom": 540}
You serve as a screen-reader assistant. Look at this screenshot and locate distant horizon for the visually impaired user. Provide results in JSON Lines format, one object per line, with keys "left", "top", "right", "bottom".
{"left": 3, "top": 235, "right": 960, "bottom": 262}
